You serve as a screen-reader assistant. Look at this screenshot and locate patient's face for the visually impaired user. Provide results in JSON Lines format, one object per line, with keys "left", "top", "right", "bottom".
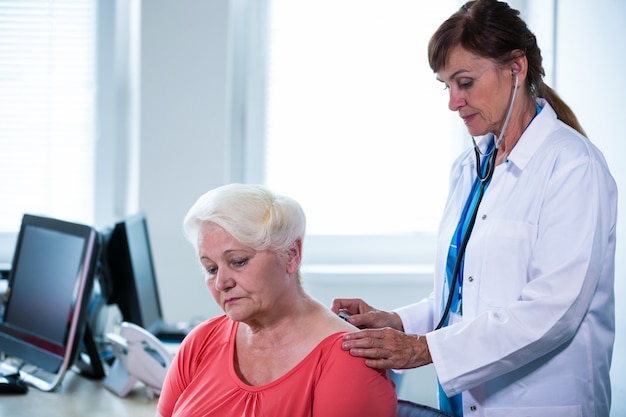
{"left": 197, "top": 223, "right": 292, "bottom": 324}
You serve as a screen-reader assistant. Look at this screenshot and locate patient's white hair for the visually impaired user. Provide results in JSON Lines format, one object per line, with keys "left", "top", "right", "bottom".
{"left": 183, "top": 183, "right": 306, "bottom": 257}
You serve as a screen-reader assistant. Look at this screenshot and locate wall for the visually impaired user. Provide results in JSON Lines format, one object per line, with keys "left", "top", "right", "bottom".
{"left": 554, "top": 2, "right": 626, "bottom": 414}
{"left": 138, "top": 0, "right": 232, "bottom": 324}
{"left": 135, "top": 0, "right": 626, "bottom": 412}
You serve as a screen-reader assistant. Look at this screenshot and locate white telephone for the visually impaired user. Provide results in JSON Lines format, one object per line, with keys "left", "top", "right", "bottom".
{"left": 103, "top": 321, "right": 173, "bottom": 399}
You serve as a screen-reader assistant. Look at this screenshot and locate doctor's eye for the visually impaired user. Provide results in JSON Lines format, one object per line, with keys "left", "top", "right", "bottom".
{"left": 458, "top": 79, "right": 474, "bottom": 89}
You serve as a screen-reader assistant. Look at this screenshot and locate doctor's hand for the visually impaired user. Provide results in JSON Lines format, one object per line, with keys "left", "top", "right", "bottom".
{"left": 331, "top": 298, "right": 404, "bottom": 331}
{"left": 341, "top": 327, "right": 432, "bottom": 370}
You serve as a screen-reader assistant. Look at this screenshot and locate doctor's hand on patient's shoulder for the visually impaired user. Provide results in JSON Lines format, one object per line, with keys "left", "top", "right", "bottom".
{"left": 332, "top": 298, "right": 432, "bottom": 369}
{"left": 341, "top": 328, "right": 432, "bottom": 370}
{"left": 331, "top": 298, "right": 404, "bottom": 331}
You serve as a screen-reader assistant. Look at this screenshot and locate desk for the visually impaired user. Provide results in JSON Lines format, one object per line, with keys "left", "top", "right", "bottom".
{"left": 0, "top": 370, "right": 158, "bottom": 417}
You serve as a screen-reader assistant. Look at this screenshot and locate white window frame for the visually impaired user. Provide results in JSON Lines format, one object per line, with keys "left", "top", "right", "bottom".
{"left": 94, "top": 0, "right": 141, "bottom": 228}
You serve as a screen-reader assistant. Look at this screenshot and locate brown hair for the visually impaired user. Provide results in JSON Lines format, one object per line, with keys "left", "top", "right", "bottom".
{"left": 428, "top": 0, "right": 586, "bottom": 136}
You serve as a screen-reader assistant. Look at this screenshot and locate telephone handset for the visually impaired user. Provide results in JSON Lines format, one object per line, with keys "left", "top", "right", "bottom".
{"left": 103, "top": 321, "right": 174, "bottom": 399}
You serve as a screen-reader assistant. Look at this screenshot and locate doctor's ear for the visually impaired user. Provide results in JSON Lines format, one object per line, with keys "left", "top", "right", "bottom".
{"left": 511, "top": 61, "right": 522, "bottom": 76}
{"left": 509, "top": 60, "right": 527, "bottom": 87}
{"left": 508, "top": 49, "right": 527, "bottom": 79}
{"left": 506, "top": 49, "right": 528, "bottom": 77}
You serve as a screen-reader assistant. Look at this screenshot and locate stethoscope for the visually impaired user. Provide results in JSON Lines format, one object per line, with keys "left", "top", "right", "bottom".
{"left": 435, "top": 72, "right": 519, "bottom": 330}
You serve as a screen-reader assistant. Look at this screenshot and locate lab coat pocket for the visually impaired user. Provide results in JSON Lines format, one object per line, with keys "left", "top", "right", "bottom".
{"left": 472, "top": 219, "right": 536, "bottom": 307}
{"left": 484, "top": 405, "right": 582, "bottom": 417}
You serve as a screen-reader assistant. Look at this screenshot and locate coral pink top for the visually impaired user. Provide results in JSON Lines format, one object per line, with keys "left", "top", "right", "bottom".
{"left": 158, "top": 315, "right": 397, "bottom": 417}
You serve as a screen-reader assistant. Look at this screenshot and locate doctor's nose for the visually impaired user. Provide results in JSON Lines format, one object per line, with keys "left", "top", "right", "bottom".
{"left": 448, "top": 89, "right": 466, "bottom": 112}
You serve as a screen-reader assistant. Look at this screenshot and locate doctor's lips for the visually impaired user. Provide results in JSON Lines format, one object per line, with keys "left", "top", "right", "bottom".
{"left": 461, "top": 113, "right": 476, "bottom": 124}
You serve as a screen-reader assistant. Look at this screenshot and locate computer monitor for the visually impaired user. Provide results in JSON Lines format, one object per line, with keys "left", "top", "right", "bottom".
{"left": 0, "top": 214, "right": 103, "bottom": 391}
{"left": 104, "top": 213, "right": 187, "bottom": 341}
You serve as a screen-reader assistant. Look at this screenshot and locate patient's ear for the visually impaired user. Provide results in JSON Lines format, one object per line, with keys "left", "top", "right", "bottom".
{"left": 285, "top": 238, "right": 302, "bottom": 274}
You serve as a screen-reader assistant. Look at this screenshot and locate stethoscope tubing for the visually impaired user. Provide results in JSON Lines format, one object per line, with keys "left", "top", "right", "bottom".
{"left": 435, "top": 73, "right": 519, "bottom": 330}
{"left": 434, "top": 151, "right": 495, "bottom": 330}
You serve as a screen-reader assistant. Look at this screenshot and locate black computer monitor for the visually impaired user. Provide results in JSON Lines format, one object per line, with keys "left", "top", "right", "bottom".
{"left": 0, "top": 214, "right": 103, "bottom": 391}
{"left": 104, "top": 213, "right": 186, "bottom": 341}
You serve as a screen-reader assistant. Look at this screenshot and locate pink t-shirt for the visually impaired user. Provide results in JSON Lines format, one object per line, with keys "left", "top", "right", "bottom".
{"left": 158, "top": 315, "right": 397, "bottom": 417}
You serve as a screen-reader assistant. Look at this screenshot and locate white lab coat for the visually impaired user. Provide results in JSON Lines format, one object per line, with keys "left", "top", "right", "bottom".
{"left": 395, "top": 100, "right": 617, "bottom": 417}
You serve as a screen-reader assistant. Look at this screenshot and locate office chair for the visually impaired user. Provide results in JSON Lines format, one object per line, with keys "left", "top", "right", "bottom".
{"left": 396, "top": 399, "right": 453, "bottom": 417}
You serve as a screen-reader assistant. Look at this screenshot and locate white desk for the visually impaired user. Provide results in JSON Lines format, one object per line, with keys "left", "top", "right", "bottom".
{"left": 0, "top": 370, "right": 158, "bottom": 417}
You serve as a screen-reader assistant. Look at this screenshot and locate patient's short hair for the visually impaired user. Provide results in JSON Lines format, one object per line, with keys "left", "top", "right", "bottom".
{"left": 183, "top": 183, "right": 306, "bottom": 256}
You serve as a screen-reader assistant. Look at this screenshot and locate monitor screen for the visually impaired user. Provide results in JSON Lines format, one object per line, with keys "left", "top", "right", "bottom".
{"left": 0, "top": 214, "right": 101, "bottom": 391}
{"left": 106, "top": 213, "right": 163, "bottom": 333}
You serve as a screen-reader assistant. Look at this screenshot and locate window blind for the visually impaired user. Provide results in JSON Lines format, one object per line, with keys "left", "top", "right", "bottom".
{"left": 0, "top": 0, "right": 96, "bottom": 231}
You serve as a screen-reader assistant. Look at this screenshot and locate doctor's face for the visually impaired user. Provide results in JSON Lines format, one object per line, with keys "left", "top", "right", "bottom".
{"left": 437, "top": 46, "right": 513, "bottom": 137}
{"left": 197, "top": 222, "right": 293, "bottom": 323}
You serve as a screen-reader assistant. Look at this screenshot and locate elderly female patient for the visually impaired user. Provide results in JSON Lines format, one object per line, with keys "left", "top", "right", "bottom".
{"left": 156, "top": 183, "right": 397, "bottom": 417}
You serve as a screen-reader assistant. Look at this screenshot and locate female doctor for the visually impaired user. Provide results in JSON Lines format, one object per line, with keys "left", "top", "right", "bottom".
{"left": 332, "top": 1, "right": 617, "bottom": 416}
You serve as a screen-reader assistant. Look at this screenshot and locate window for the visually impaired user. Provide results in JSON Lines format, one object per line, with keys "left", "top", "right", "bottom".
{"left": 0, "top": 0, "right": 96, "bottom": 232}
{"left": 265, "top": 0, "right": 462, "bottom": 237}
{"left": 260, "top": 0, "right": 555, "bottom": 266}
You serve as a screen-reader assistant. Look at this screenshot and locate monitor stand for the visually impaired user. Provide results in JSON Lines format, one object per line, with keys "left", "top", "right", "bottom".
{"left": 74, "top": 324, "right": 106, "bottom": 379}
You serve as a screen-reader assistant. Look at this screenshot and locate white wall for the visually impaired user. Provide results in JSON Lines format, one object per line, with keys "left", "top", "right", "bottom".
{"left": 554, "top": 2, "right": 626, "bottom": 414}
{"left": 135, "top": 0, "right": 626, "bottom": 413}
{"left": 138, "top": 0, "right": 233, "bottom": 323}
